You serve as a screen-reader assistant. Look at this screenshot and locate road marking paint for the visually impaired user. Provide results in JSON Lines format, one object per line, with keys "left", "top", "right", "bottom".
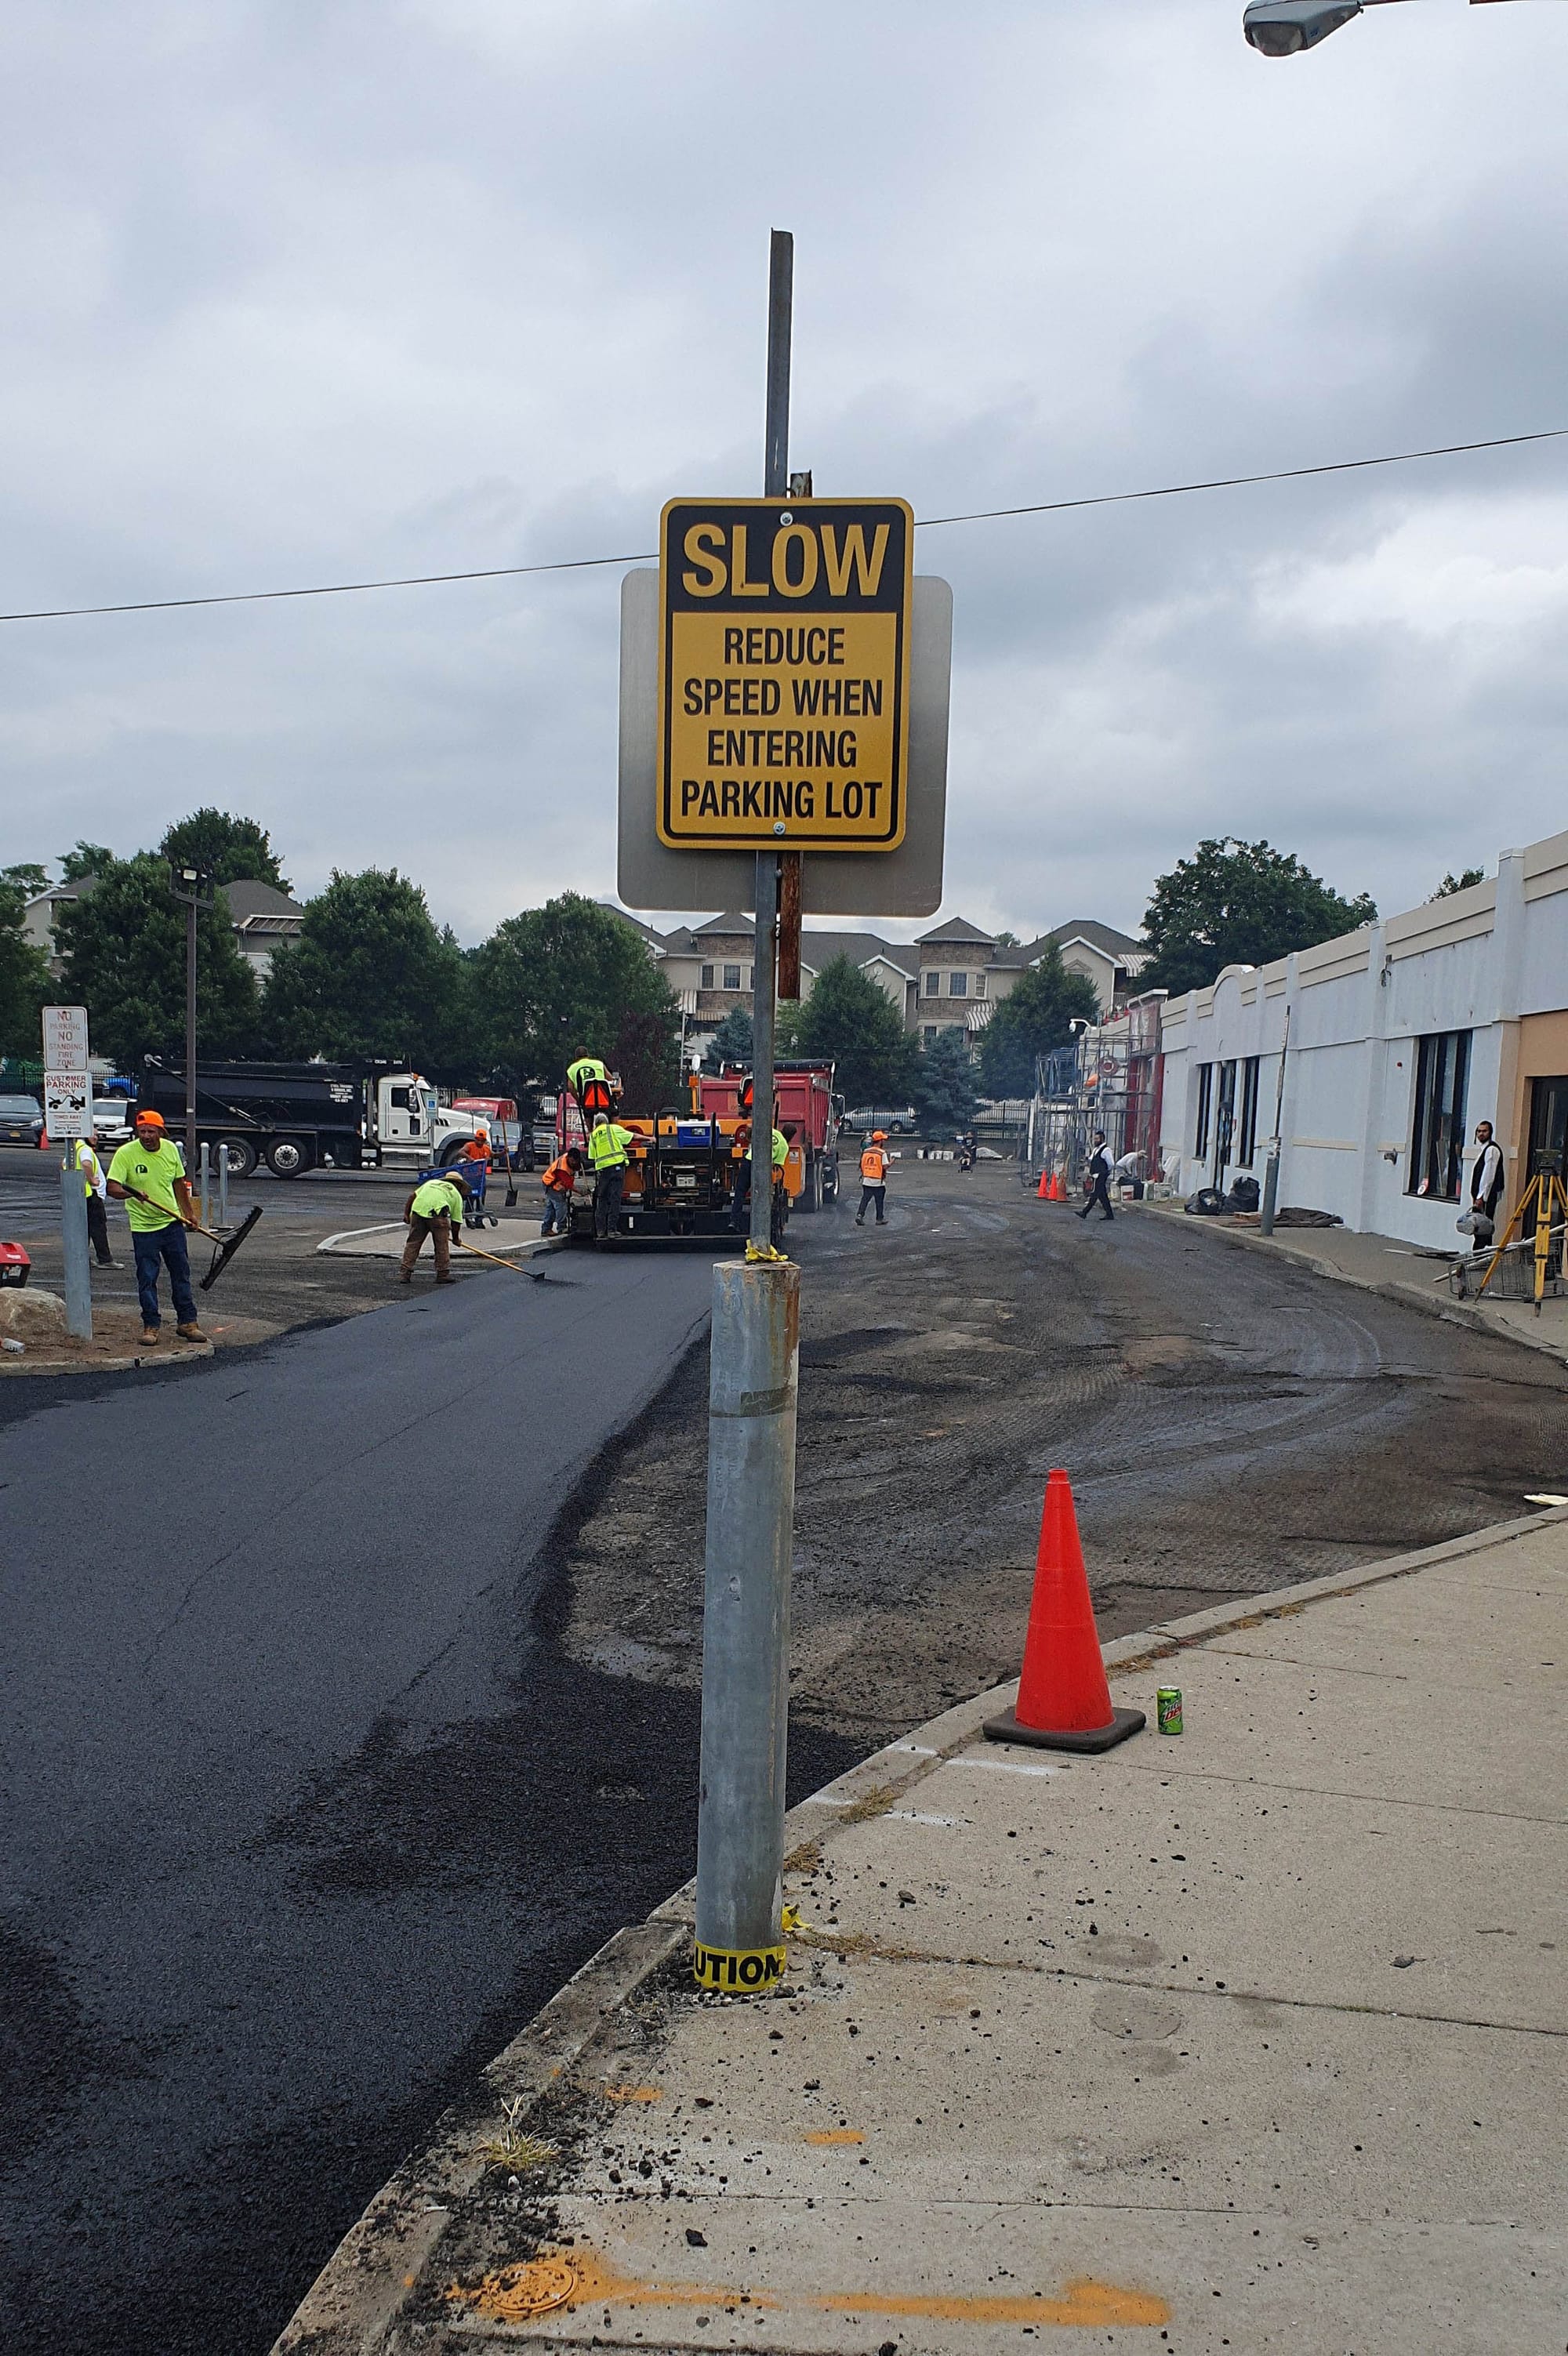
{"left": 946, "top": 1755, "right": 1065, "bottom": 1778}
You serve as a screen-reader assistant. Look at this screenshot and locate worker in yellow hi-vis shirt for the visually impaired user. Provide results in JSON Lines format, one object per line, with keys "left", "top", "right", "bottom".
{"left": 106, "top": 1109, "right": 205, "bottom": 1344}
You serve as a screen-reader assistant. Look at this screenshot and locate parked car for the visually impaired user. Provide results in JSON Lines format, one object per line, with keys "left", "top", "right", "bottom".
{"left": 840, "top": 1105, "right": 916, "bottom": 1134}
{"left": 0, "top": 1093, "right": 43, "bottom": 1146}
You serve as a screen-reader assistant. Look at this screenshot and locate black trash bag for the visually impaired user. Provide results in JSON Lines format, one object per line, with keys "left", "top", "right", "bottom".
{"left": 1225, "top": 1175, "right": 1261, "bottom": 1214}
{"left": 1185, "top": 1187, "right": 1226, "bottom": 1216}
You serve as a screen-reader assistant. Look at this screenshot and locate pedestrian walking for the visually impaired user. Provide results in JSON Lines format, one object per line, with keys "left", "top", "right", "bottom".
{"left": 397, "top": 1169, "right": 469, "bottom": 1283}
{"left": 856, "top": 1131, "right": 891, "bottom": 1226}
{"left": 76, "top": 1134, "right": 116, "bottom": 1266}
{"left": 539, "top": 1145, "right": 584, "bottom": 1236}
{"left": 587, "top": 1112, "right": 637, "bottom": 1243}
{"left": 106, "top": 1109, "right": 207, "bottom": 1343}
{"left": 1078, "top": 1132, "right": 1114, "bottom": 1222}
{"left": 1470, "top": 1120, "right": 1504, "bottom": 1234}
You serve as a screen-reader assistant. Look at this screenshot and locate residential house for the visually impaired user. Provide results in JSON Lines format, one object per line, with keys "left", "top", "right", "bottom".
{"left": 23, "top": 872, "right": 305, "bottom": 981}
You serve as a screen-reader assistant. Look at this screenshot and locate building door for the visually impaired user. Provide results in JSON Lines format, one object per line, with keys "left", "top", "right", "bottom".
{"left": 1526, "top": 1076, "right": 1568, "bottom": 1273}
{"left": 1214, "top": 1060, "right": 1237, "bottom": 1186}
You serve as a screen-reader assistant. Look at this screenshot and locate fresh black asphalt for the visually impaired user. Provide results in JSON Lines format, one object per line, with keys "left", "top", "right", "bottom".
{"left": 0, "top": 1243, "right": 859, "bottom": 2354}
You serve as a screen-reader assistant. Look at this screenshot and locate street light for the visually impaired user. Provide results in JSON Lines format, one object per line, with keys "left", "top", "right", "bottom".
{"left": 1245, "top": 0, "right": 1524, "bottom": 58}
{"left": 168, "top": 863, "right": 216, "bottom": 1182}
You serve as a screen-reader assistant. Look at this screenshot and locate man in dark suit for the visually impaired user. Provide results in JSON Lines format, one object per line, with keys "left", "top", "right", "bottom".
{"left": 1078, "top": 1132, "right": 1115, "bottom": 1223}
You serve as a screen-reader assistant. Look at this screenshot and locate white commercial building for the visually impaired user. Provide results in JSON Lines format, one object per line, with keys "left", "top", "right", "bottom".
{"left": 1157, "top": 827, "right": 1568, "bottom": 1248}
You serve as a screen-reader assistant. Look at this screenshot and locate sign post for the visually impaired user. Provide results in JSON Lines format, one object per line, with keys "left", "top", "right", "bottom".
{"left": 43, "top": 1004, "right": 93, "bottom": 1341}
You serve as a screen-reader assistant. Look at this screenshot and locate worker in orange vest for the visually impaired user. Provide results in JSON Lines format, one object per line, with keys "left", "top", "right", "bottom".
{"left": 855, "top": 1130, "right": 891, "bottom": 1227}
{"left": 539, "top": 1145, "right": 584, "bottom": 1236}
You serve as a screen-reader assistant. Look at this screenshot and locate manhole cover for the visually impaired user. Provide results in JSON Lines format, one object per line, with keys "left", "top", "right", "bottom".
{"left": 449, "top": 2253, "right": 578, "bottom": 2322}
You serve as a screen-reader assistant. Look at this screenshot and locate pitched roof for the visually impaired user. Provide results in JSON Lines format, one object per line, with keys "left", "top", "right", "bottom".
{"left": 220, "top": 878, "right": 305, "bottom": 922}
{"left": 800, "top": 931, "right": 918, "bottom": 979}
{"left": 691, "top": 910, "right": 756, "bottom": 938}
{"left": 916, "top": 916, "right": 996, "bottom": 946}
{"left": 1043, "top": 917, "right": 1145, "bottom": 959}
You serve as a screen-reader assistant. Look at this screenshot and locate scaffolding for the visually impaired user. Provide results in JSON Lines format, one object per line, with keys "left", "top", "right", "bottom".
{"left": 1023, "top": 996, "right": 1166, "bottom": 1195}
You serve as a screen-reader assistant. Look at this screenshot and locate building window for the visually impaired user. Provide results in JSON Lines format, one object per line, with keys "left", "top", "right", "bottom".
{"left": 746, "top": 967, "right": 754, "bottom": 992}
{"left": 923, "top": 971, "right": 940, "bottom": 997}
{"left": 974, "top": 971, "right": 986, "bottom": 997}
{"left": 948, "top": 971, "right": 968, "bottom": 997}
{"left": 1214, "top": 1061, "right": 1237, "bottom": 1171}
{"left": 1237, "top": 1057, "right": 1261, "bottom": 1167}
{"left": 722, "top": 964, "right": 742, "bottom": 991}
{"left": 1410, "top": 1029, "right": 1471, "bottom": 1200}
{"left": 922, "top": 1025, "right": 938, "bottom": 1046}
{"left": 1194, "top": 1064, "right": 1214, "bottom": 1161}
{"left": 701, "top": 964, "right": 714, "bottom": 988}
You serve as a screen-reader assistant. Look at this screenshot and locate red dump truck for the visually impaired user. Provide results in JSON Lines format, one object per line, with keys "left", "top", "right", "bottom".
{"left": 695, "top": 1060, "right": 843, "bottom": 1211}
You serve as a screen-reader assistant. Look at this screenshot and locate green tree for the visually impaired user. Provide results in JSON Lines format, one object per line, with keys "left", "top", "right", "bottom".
{"left": 1141, "top": 837, "right": 1376, "bottom": 995}
{"left": 1430, "top": 867, "right": 1485, "bottom": 900}
{"left": 55, "top": 852, "right": 258, "bottom": 1069}
{"left": 261, "top": 869, "right": 469, "bottom": 1068}
{"left": 701, "top": 1006, "right": 754, "bottom": 1074}
{"left": 59, "top": 841, "right": 114, "bottom": 884}
{"left": 913, "top": 1027, "right": 980, "bottom": 1131}
{"left": 977, "top": 942, "right": 1098, "bottom": 1099}
{"left": 160, "top": 808, "right": 290, "bottom": 891}
{"left": 792, "top": 955, "right": 916, "bottom": 1107}
{"left": 2, "top": 863, "right": 49, "bottom": 897}
{"left": 0, "top": 873, "right": 52, "bottom": 1059}
{"left": 470, "top": 894, "right": 680, "bottom": 1089}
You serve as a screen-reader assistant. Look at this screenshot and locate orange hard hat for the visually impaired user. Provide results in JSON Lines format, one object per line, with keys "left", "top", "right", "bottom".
{"left": 871, "top": 1129, "right": 887, "bottom": 1141}
{"left": 136, "top": 1108, "right": 165, "bottom": 1127}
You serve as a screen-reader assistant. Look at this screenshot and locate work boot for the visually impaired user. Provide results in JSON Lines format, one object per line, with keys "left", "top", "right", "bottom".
{"left": 176, "top": 1322, "right": 208, "bottom": 1343}
{"left": 436, "top": 1274, "right": 458, "bottom": 1284}
{"left": 140, "top": 1326, "right": 160, "bottom": 1345}
{"left": 396, "top": 1272, "right": 412, "bottom": 1284}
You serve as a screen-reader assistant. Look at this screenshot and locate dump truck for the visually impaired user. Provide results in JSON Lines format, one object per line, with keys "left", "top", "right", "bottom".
{"left": 136, "top": 1059, "right": 491, "bottom": 1178}
{"left": 695, "top": 1061, "right": 842, "bottom": 1210}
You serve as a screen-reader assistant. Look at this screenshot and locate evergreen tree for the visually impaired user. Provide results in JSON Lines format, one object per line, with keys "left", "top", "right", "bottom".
{"left": 261, "top": 869, "right": 469, "bottom": 1068}
{"left": 701, "top": 1006, "right": 754, "bottom": 1074}
{"left": 56, "top": 852, "right": 258, "bottom": 1069}
{"left": 793, "top": 956, "right": 916, "bottom": 1107}
{"left": 977, "top": 943, "right": 1098, "bottom": 1099}
{"left": 914, "top": 1027, "right": 980, "bottom": 1131}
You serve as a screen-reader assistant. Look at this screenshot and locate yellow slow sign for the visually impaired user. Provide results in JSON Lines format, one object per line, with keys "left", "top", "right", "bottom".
{"left": 657, "top": 497, "right": 913, "bottom": 851}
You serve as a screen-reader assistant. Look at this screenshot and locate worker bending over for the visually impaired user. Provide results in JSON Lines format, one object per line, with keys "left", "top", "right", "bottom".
{"left": 856, "top": 1130, "right": 891, "bottom": 1227}
{"left": 587, "top": 1113, "right": 637, "bottom": 1243}
{"left": 399, "top": 1169, "right": 470, "bottom": 1283}
{"left": 540, "top": 1145, "right": 585, "bottom": 1236}
{"left": 107, "top": 1108, "right": 206, "bottom": 1343}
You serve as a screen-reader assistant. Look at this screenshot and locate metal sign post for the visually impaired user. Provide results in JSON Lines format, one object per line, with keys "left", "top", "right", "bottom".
{"left": 169, "top": 865, "right": 215, "bottom": 1182}
{"left": 42, "top": 1004, "right": 93, "bottom": 1341}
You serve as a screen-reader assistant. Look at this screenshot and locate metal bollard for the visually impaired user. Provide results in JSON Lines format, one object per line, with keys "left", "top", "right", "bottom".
{"left": 1260, "top": 1149, "right": 1280, "bottom": 1236}
{"left": 218, "top": 1139, "right": 228, "bottom": 1229}
{"left": 60, "top": 1155, "right": 93, "bottom": 1340}
{"left": 694, "top": 1256, "right": 800, "bottom": 1995}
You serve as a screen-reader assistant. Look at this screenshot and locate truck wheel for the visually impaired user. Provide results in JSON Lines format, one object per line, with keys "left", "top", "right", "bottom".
{"left": 822, "top": 1160, "right": 838, "bottom": 1204}
{"left": 799, "top": 1155, "right": 820, "bottom": 1212}
{"left": 266, "top": 1136, "right": 310, "bottom": 1177}
{"left": 438, "top": 1139, "right": 468, "bottom": 1167}
{"left": 220, "top": 1138, "right": 257, "bottom": 1179}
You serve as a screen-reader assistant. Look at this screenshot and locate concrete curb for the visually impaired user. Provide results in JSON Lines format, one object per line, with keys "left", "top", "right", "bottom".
{"left": 1145, "top": 1198, "right": 1568, "bottom": 1365}
{"left": 267, "top": 1501, "right": 1568, "bottom": 2354}
{"left": 0, "top": 1338, "right": 216, "bottom": 1376}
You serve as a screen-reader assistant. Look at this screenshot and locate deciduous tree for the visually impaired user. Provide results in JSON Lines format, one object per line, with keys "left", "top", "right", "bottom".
{"left": 0, "top": 873, "right": 52, "bottom": 1059}
{"left": 470, "top": 895, "right": 680, "bottom": 1089}
{"left": 792, "top": 956, "right": 916, "bottom": 1108}
{"left": 261, "top": 869, "right": 469, "bottom": 1068}
{"left": 1141, "top": 837, "right": 1375, "bottom": 995}
{"left": 56, "top": 853, "right": 258, "bottom": 1069}
{"left": 160, "top": 809, "right": 290, "bottom": 891}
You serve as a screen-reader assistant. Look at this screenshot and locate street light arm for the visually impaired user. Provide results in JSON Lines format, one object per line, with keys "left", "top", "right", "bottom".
{"left": 1244, "top": 0, "right": 1523, "bottom": 57}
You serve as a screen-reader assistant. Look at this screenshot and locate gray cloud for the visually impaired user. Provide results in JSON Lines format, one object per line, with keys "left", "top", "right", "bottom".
{"left": 3, "top": 0, "right": 1566, "bottom": 944}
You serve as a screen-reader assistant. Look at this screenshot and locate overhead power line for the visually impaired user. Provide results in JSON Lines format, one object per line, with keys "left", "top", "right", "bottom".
{"left": 2, "top": 423, "right": 1563, "bottom": 626}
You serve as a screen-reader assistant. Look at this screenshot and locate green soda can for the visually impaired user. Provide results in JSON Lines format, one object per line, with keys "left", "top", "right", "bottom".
{"left": 1156, "top": 1687, "right": 1183, "bottom": 1736}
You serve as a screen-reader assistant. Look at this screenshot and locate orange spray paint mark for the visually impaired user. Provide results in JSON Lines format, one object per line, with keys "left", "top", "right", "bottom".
{"left": 804, "top": 2128, "right": 865, "bottom": 2145}
{"left": 603, "top": 2084, "right": 663, "bottom": 2102}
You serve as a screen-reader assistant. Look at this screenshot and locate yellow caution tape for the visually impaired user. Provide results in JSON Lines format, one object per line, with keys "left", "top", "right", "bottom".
{"left": 691, "top": 1940, "right": 787, "bottom": 1994}
{"left": 780, "top": 1902, "right": 807, "bottom": 1932}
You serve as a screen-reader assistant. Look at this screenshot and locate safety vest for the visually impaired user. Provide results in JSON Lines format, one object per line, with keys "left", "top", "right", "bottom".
{"left": 771, "top": 1127, "right": 789, "bottom": 1171}
{"left": 411, "top": 1176, "right": 466, "bottom": 1222}
{"left": 76, "top": 1138, "right": 104, "bottom": 1197}
{"left": 588, "top": 1122, "right": 633, "bottom": 1171}
{"left": 861, "top": 1144, "right": 888, "bottom": 1183}
{"left": 567, "top": 1057, "right": 608, "bottom": 1093}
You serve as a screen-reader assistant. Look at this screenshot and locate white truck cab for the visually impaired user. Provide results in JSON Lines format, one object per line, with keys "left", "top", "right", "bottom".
{"left": 374, "top": 1074, "right": 488, "bottom": 1166}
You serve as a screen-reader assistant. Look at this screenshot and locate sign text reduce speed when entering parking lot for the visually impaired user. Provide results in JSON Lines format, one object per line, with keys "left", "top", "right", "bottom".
{"left": 658, "top": 496, "right": 913, "bottom": 853}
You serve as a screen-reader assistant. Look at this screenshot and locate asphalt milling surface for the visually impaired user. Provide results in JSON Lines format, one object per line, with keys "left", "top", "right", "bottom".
{"left": 5, "top": 1158, "right": 1568, "bottom": 2354}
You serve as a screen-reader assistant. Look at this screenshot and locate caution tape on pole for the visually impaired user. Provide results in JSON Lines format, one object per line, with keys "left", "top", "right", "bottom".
{"left": 691, "top": 1940, "right": 788, "bottom": 1995}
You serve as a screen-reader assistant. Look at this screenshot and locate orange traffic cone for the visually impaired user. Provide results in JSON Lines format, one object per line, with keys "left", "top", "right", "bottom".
{"left": 984, "top": 1470, "right": 1145, "bottom": 1753}
{"left": 1036, "top": 1167, "right": 1051, "bottom": 1199}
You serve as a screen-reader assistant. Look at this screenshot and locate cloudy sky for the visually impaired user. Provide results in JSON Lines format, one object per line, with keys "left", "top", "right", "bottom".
{"left": 4, "top": 0, "right": 1566, "bottom": 946}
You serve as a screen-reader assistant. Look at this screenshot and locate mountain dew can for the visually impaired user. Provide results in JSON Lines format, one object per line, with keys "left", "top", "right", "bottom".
{"left": 1156, "top": 1687, "right": 1183, "bottom": 1736}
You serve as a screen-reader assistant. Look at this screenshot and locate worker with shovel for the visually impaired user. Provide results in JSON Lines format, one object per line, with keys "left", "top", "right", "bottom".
{"left": 106, "top": 1109, "right": 207, "bottom": 1345}
{"left": 398, "top": 1168, "right": 470, "bottom": 1285}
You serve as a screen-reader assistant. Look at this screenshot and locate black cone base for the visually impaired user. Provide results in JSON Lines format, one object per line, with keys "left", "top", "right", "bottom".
{"left": 982, "top": 1704, "right": 1146, "bottom": 1755}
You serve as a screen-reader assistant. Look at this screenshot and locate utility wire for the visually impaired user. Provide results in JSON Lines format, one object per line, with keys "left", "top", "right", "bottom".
{"left": 2, "top": 423, "right": 1563, "bottom": 625}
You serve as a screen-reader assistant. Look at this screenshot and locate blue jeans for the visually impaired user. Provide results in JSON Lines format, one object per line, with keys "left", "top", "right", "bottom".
{"left": 133, "top": 1223, "right": 197, "bottom": 1327}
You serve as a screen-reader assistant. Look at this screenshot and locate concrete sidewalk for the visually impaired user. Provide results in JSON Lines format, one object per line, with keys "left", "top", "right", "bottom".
{"left": 1143, "top": 1196, "right": 1568, "bottom": 1366}
{"left": 276, "top": 1511, "right": 1566, "bottom": 2356}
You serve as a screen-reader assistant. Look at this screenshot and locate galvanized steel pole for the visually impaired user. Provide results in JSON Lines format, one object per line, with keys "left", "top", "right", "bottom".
{"left": 60, "top": 1152, "right": 93, "bottom": 1340}
{"left": 693, "top": 230, "right": 800, "bottom": 1991}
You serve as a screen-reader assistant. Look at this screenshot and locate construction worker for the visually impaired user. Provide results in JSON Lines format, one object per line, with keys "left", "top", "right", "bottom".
{"left": 398, "top": 1167, "right": 470, "bottom": 1283}
{"left": 770, "top": 1120, "right": 790, "bottom": 1245}
{"left": 728, "top": 1118, "right": 753, "bottom": 1233}
{"left": 855, "top": 1130, "right": 891, "bottom": 1227}
{"left": 460, "top": 1127, "right": 492, "bottom": 1226}
{"left": 587, "top": 1111, "right": 637, "bottom": 1243}
{"left": 566, "top": 1052, "right": 608, "bottom": 1097}
{"left": 106, "top": 1109, "right": 206, "bottom": 1344}
{"left": 76, "top": 1134, "right": 116, "bottom": 1266}
{"left": 539, "top": 1145, "right": 585, "bottom": 1236}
